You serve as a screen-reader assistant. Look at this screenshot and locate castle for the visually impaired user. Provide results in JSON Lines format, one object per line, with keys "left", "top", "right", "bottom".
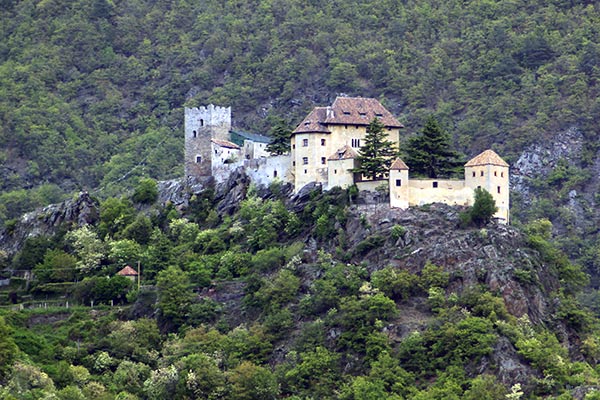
{"left": 184, "top": 98, "right": 509, "bottom": 223}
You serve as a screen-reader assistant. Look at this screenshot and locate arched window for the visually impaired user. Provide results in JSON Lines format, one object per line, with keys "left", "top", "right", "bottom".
{"left": 193, "top": 130, "right": 197, "bottom": 138}
{"left": 200, "top": 119, "right": 204, "bottom": 127}
{"left": 274, "top": 170, "right": 278, "bottom": 178}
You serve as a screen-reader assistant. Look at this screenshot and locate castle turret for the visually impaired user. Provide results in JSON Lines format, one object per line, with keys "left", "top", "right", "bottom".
{"left": 464, "top": 149, "right": 509, "bottom": 223}
{"left": 184, "top": 105, "right": 232, "bottom": 179}
{"left": 389, "top": 158, "right": 410, "bottom": 209}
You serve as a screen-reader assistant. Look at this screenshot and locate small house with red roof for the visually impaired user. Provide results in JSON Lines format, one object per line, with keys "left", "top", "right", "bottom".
{"left": 117, "top": 265, "right": 139, "bottom": 282}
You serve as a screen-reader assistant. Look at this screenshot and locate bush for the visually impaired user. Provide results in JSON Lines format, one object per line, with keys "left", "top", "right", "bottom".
{"left": 132, "top": 178, "right": 158, "bottom": 204}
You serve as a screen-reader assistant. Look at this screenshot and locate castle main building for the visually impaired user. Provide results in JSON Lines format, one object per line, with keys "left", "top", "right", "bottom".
{"left": 184, "top": 97, "right": 510, "bottom": 223}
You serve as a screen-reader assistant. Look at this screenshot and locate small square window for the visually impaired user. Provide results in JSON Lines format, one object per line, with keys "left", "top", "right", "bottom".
{"left": 396, "top": 179, "right": 402, "bottom": 187}
{"left": 302, "top": 157, "right": 308, "bottom": 165}
{"left": 302, "top": 139, "right": 308, "bottom": 147}
{"left": 433, "top": 181, "right": 438, "bottom": 188}
{"left": 321, "top": 157, "right": 326, "bottom": 165}
{"left": 195, "top": 156, "right": 202, "bottom": 163}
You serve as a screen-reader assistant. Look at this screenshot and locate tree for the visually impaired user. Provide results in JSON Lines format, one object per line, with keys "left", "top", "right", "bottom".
{"left": 132, "top": 178, "right": 158, "bottom": 204}
{"left": 0, "top": 316, "right": 19, "bottom": 382}
{"left": 156, "top": 266, "right": 193, "bottom": 331}
{"left": 354, "top": 118, "right": 397, "bottom": 180}
{"left": 403, "top": 116, "right": 461, "bottom": 178}
{"left": 265, "top": 117, "right": 291, "bottom": 156}
{"left": 469, "top": 188, "right": 498, "bottom": 227}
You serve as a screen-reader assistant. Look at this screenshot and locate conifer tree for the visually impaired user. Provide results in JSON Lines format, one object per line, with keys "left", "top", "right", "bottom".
{"left": 354, "top": 118, "right": 397, "bottom": 180}
{"left": 404, "top": 116, "right": 462, "bottom": 178}
{"left": 266, "top": 118, "right": 292, "bottom": 155}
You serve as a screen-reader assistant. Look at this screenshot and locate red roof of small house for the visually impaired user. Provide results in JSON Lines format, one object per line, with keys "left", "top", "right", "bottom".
{"left": 293, "top": 97, "right": 403, "bottom": 134}
{"left": 464, "top": 149, "right": 509, "bottom": 167}
{"left": 390, "top": 158, "right": 409, "bottom": 170}
{"left": 211, "top": 138, "right": 240, "bottom": 149}
{"left": 328, "top": 145, "right": 359, "bottom": 161}
{"left": 117, "top": 265, "right": 138, "bottom": 276}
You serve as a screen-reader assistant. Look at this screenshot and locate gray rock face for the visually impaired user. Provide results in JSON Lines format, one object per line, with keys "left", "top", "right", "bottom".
{"left": 0, "top": 192, "right": 99, "bottom": 256}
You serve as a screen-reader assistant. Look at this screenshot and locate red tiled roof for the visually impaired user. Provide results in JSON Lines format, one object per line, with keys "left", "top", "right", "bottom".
{"left": 211, "top": 138, "right": 240, "bottom": 149}
{"left": 293, "top": 97, "right": 403, "bottom": 134}
{"left": 117, "top": 265, "right": 138, "bottom": 276}
{"left": 292, "top": 107, "right": 331, "bottom": 134}
{"left": 390, "top": 158, "right": 409, "bottom": 170}
{"left": 328, "top": 145, "right": 359, "bottom": 161}
{"left": 464, "top": 149, "right": 509, "bottom": 167}
{"left": 325, "top": 97, "right": 403, "bottom": 128}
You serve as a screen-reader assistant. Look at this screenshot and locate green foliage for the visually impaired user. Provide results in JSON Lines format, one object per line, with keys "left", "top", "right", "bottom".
{"left": 156, "top": 266, "right": 193, "bottom": 331}
{"left": 353, "top": 118, "right": 397, "bottom": 180}
{"left": 265, "top": 117, "right": 292, "bottom": 156}
{"left": 403, "top": 116, "right": 461, "bottom": 178}
{"left": 371, "top": 266, "right": 418, "bottom": 301}
{"left": 467, "top": 187, "right": 498, "bottom": 227}
{"left": 132, "top": 178, "right": 158, "bottom": 204}
{"left": 0, "top": 316, "right": 19, "bottom": 382}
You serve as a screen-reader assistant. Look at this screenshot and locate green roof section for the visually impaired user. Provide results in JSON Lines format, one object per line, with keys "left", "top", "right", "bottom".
{"left": 230, "top": 130, "right": 272, "bottom": 147}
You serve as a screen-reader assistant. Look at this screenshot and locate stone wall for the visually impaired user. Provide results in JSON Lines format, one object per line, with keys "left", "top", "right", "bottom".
{"left": 184, "top": 106, "right": 231, "bottom": 179}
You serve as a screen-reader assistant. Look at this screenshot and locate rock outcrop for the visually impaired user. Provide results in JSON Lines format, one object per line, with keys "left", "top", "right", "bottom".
{"left": 0, "top": 192, "right": 99, "bottom": 256}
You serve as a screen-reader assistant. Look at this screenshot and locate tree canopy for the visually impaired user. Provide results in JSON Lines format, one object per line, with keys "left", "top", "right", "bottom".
{"left": 403, "top": 116, "right": 462, "bottom": 179}
{"left": 354, "top": 118, "right": 397, "bottom": 181}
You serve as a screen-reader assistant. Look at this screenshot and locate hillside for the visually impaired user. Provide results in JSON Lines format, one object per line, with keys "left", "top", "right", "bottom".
{"left": 0, "top": 176, "right": 599, "bottom": 398}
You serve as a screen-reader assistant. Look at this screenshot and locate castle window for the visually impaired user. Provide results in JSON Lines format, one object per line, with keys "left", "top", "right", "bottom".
{"left": 375, "top": 113, "right": 383, "bottom": 117}
{"left": 477, "top": 185, "right": 481, "bottom": 189}
{"left": 334, "top": 169, "right": 337, "bottom": 174}
{"left": 303, "top": 139, "right": 308, "bottom": 147}
{"left": 302, "top": 157, "right": 308, "bottom": 165}
{"left": 274, "top": 170, "right": 278, "bottom": 178}
{"left": 345, "top": 125, "right": 348, "bottom": 129}
{"left": 396, "top": 179, "right": 402, "bottom": 187}
{"left": 293, "top": 161, "right": 296, "bottom": 166}
{"left": 193, "top": 130, "right": 197, "bottom": 138}
{"left": 359, "top": 112, "right": 366, "bottom": 117}
{"left": 321, "top": 139, "right": 326, "bottom": 146}
{"left": 497, "top": 186, "right": 501, "bottom": 194}
{"left": 480, "top": 171, "right": 484, "bottom": 177}
{"left": 472, "top": 171, "right": 476, "bottom": 177}
{"left": 433, "top": 181, "right": 438, "bottom": 188}
{"left": 343, "top": 111, "right": 351, "bottom": 115}
{"left": 292, "top": 144, "right": 295, "bottom": 149}
{"left": 321, "top": 157, "right": 326, "bottom": 165}
{"left": 195, "top": 156, "right": 202, "bottom": 163}
{"left": 351, "top": 138, "right": 361, "bottom": 148}
{"left": 494, "top": 171, "right": 497, "bottom": 176}
{"left": 304, "top": 169, "right": 307, "bottom": 174}
{"left": 200, "top": 119, "right": 204, "bottom": 127}
{"left": 501, "top": 172, "right": 504, "bottom": 177}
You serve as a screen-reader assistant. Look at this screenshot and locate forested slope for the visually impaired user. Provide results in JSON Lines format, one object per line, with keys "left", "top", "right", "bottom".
{"left": 0, "top": 177, "right": 598, "bottom": 399}
{"left": 1, "top": 0, "right": 599, "bottom": 223}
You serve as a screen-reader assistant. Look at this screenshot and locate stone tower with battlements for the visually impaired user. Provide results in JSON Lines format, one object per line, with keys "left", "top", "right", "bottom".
{"left": 184, "top": 105, "right": 232, "bottom": 179}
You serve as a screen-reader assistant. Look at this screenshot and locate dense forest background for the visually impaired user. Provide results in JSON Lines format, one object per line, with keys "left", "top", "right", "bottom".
{"left": 1, "top": 0, "right": 599, "bottom": 221}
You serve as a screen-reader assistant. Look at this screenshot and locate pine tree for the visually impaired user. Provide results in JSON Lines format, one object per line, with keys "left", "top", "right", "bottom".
{"left": 404, "top": 116, "right": 462, "bottom": 178}
{"left": 266, "top": 118, "right": 292, "bottom": 155}
{"left": 354, "top": 118, "right": 397, "bottom": 180}
{"left": 470, "top": 187, "right": 498, "bottom": 226}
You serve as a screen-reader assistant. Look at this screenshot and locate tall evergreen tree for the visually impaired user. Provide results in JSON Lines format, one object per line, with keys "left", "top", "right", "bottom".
{"left": 354, "top": 118, "right": 397, "bottom": 180}
{"left": 266, "top": 118, "right": 292, "bottom": 156}
{"left": 403, "top": 116, "right": 462, "bottom": 178}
